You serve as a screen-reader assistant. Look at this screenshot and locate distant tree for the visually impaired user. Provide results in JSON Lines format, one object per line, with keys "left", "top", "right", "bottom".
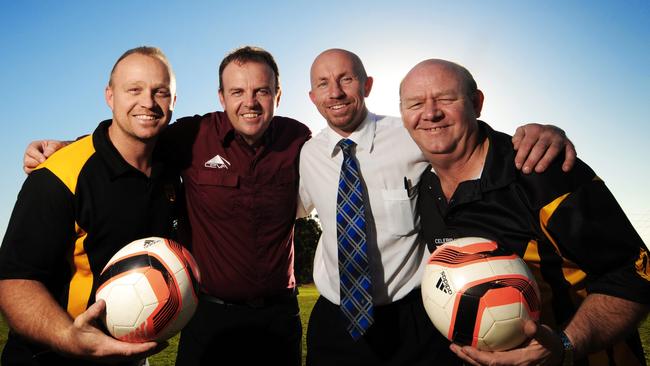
{"left": 294, "top": 214, "right": 322, "bottom": 284}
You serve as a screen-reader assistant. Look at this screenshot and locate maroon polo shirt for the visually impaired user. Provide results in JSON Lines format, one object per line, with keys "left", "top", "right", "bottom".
{"left": 161, "top": 111, "right": 311, "bottom": 301}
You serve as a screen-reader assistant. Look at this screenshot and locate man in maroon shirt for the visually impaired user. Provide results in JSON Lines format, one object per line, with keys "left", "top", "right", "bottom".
{"left": 161, "top": 46, "right": 311, "bottom": 366}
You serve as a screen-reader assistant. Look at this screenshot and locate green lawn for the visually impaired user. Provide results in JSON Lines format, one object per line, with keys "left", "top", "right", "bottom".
{"left": 1, "top": 285, "right": 649, "bottom": 365}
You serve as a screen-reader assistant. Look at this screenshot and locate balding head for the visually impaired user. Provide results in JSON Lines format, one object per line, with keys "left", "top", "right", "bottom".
{"left": 308, "top": 48, "right": 374, "bottom": 136}
{"left": 399, "top": 58, "right": 485, "bottom": 161}
{"left": 400, "top": 59, "right": 477, "bottom": 102}
{"left": 311, "top": 48, "right": 368, "bottom": 83}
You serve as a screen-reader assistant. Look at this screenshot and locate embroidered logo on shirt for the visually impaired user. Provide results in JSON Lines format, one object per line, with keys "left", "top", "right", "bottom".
{"left": 204, "top": 154, "right": 231, "bottom": 169}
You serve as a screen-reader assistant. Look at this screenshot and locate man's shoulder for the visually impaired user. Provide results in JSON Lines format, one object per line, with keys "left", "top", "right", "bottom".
{"left": 273, "top": 115, "right": 312, "bottom": 137}
{"left": 515, "top": 156, "right": 596, "bottom": 209}
{"left": 37, "top": 134, "right": 96, "bottom": 193}
{"left": 173, "top": 111, "right": 220, "bottom": 128}
{"left": 301, "top": 125, "right": 330, "bottom": 151}
{"left": 373, "top": 113, "right": 403, "bottom": 127}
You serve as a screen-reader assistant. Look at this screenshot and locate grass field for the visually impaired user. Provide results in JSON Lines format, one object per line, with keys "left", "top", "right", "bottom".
{"left": 1, "top": 284, "right": 648, "bottom": 365}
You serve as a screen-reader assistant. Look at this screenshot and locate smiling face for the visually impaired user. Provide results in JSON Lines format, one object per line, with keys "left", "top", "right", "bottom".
{"left": 218, "top": 60, "right": 280, "bottom": 146}
{"left": 400, "top": 60, "right": 483, "bottom": 160}
{"left": 105, "top": 53, "right": 175, "bottom": 144}
{"left": 309, "top": 49, "right": 373, "bottom": 137}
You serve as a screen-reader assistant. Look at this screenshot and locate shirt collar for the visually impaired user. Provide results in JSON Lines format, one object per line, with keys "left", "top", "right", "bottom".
{"left": 93, "top": 119, "right": 163, "bottom": 180}
{"left": 326, "top": 111, "right": 377, "bottom": 157}
{"left": 479, "top": 120, "right": 518, "bottom": 192}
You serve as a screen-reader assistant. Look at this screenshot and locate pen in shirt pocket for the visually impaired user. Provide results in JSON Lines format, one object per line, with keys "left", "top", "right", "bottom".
{"left": 403, "top": 176, "right": 416, "bottom": 197}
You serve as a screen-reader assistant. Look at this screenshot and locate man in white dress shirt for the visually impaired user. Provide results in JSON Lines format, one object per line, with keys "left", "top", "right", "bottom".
{"left": 298, "top": 48, "right": 576, "bottom": 366}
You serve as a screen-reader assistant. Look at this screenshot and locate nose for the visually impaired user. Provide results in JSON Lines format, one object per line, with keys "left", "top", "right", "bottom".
{"left": 243, "top": 92, "right": 258, "bottom": 108}
{"left": 139, "top": 91, "right": 155, "bottom": 109}
{"left": 327, "top": 82, "right": 345, "bottom": 99}
{"left": 423, "top": 99, "right": 442, "bottom": 121}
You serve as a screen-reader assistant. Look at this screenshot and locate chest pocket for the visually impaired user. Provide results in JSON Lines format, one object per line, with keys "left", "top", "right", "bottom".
{"left": 197, "top": 169, "right": 239, "bottom": 187}
{"left": 381, "top": 188, "right": 418, "bottom": 236}
{"left": 256, "top": 166, "right": 298, "bottom": 220}
{"left": 195, "top": 169, "right": 240, "bottom": 219}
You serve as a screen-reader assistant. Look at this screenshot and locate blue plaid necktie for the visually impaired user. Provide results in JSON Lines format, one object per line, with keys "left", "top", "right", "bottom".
{"left": 336, "top": 138, "right": 373, "bottom": 340}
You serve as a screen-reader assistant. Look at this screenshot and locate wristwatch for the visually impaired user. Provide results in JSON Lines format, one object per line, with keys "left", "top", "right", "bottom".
{"left": 558, "top": 330, "right": 575, "bottom": 366}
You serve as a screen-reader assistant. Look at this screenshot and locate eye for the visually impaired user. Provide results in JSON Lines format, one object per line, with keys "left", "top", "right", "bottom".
{"left": 317, "top": 81, "right": 327, "bottom": 89}
{"left": 340, "top": 76, "right": 354, "bottom": 84}
{"left": 257, "top": 89, "right": 271, "bottom": 96}
{"left": 231, "top": 90, "right": 243, "bottom": 97}
{"left": 437, "top": 98, "right": 455, "bottom": 105}
{"left": 128, "top": 88, "right": 141, "bottom": 95}
{"left": 408, "top": 102, "right": 423, "bottom": 110}
{"left": 155, "top": 89, "right": 171, "bottom": 97}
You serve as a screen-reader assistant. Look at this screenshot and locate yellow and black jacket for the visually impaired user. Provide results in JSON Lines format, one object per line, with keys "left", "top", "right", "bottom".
{"left": 0, "top": 119, "right": 181, "bottom": 365}
{"left": 418, "top": 121, "right": 650, "bottom": 366}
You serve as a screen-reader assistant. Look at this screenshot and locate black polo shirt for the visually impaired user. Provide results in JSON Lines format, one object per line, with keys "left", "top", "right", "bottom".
{"left": 418, "top": 121, "right": 650, "bottom": 365}
{"left": 0, "top": 120, "right": 180, "bottom": 364}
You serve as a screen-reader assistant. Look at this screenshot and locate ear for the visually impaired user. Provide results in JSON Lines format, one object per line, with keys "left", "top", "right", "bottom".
{"left": 363, "top": 76, "right": 374, "bottom": 97}
{"left": 105, "top": 86, "right": 114, "bottom": 110}
{"left": 473, "top": 89, "right": 485, "bottom": 118}
{"left": 308, "top": 89, "right": 317, "bottom": 105}
{"left": 170, "top": 94, "right": 177, "bottom": 111}
{"left": 218, "top": 89, "right": 226, "bottom": 109}
{"left": 275, "top": 88, "right": 282, "bottom": 108}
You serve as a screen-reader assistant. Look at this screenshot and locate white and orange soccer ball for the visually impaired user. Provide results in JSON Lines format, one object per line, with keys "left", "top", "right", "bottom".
{"left": 95, "top": 237, "right": 201, "bottom": 343}
{"left": 421, "top": 237, "right": 541, "bottom": 351}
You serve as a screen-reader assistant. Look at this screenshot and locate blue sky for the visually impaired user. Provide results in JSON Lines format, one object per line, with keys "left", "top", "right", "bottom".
{"left": 1, "top": 0, "right": 648, "bottom": 244}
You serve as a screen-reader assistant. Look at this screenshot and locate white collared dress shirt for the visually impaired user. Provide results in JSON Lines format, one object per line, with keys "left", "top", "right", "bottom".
{"left": 299, "top": 112, "right": 430, "bottom": 305}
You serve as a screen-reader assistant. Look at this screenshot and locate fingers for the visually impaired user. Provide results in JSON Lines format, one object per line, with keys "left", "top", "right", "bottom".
{"left": 23, "top": 141, "right": 49, "bottom": 173}
{"left": 513, "top": 124, "right": 572, "bottom": 174}
{"left": 562, "top": 140, "right": 577, "bottom": 172}
{"left": 511, "top": 126, "right": 526, "bottom": 152}
{"left": 531, "top": 139, "right": 562, "bottom": 174}
{"left": 43, "top": 141, "right": 64, "bottom": 157}
{"left": 523, "top": 319, "right": 538, "bottom": 338}
{"left": 24, "top": 141, "right": 48, "bottom": 174}
{"left": 512, "top": 124, "right": 544, "bottom": 173}
{"left": 529, "top": 323, "right": 562, "bottom": 353}
{"left": 449, "top": 344, "right": 481, "bottom": 366}
{"left": 73, "top": 299, "right": 106, "bottom": 331}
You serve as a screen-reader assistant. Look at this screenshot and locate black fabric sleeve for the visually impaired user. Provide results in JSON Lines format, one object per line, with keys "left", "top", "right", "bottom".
{"left": 0, "top": 169, "right": 76, "bottom": 285}
{"left": 546, "top": 179, "right": 650, "bottom": 303}
{"left": 155, "top": 115, "right": 202, "bottom": 171}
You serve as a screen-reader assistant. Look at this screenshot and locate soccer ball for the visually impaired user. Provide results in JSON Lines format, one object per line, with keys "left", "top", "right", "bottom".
{"left": 95, "top": 237, "right": 201, "bottom": 342}
{"left": 421, "top": 237, "right": 541, "bottom": 351}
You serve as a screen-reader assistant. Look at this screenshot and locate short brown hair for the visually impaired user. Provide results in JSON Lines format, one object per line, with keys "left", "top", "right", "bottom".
{"left": 109, "top": 46, "right": 176, "bottom": 93}
{"left": 218, "top": 46, "right": 280, "bottom": 92}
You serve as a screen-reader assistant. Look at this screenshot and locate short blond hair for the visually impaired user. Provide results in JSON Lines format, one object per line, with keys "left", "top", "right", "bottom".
{"left": 108, "top": 46, "right": 176, "bottom": 93}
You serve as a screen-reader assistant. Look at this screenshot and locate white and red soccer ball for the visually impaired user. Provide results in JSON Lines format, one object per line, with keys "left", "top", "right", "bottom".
{"left": 421, "top": 237, "right": 541, "bottom": 351}
{"left": 95, "top": 237, "right": 201, "bottom": 342}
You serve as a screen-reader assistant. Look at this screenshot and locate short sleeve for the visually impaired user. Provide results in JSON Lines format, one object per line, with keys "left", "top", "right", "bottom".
{"left": 0, "top": 169, "right": 76, "bottom": 283}
{"left": 297, "top": 178, "right": 314, "bottom": 218}
{"left": 545, "top": 178, "right": 650, "bottom": 303}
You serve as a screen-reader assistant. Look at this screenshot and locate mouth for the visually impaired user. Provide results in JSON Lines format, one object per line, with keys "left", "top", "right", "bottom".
{"left": 326, "top": 102, "right": 352, "bottom": 112}
{"left": 419, "top": 125, "right": 450, "bottom": 132}
{"left": 133, "top": 114, "right": 162, "bottom": 122}
{"left": 241, "top": 112, "right": 262, "bottom": 119}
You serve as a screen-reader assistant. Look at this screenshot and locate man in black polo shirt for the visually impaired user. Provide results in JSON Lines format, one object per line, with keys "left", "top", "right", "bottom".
{"left": 401, "top": 59, "right": 650, "bottom": 365}
{"left": 0, "top": 47, "right": 180, "bottom": 365}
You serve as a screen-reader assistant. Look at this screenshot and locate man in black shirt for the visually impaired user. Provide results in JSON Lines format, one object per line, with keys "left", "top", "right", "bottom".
{"left": 0, "top": 46, "right": 180, "bottom": 366}
{"left": 401, "top": 59, "right": 650, "bottom": 366}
